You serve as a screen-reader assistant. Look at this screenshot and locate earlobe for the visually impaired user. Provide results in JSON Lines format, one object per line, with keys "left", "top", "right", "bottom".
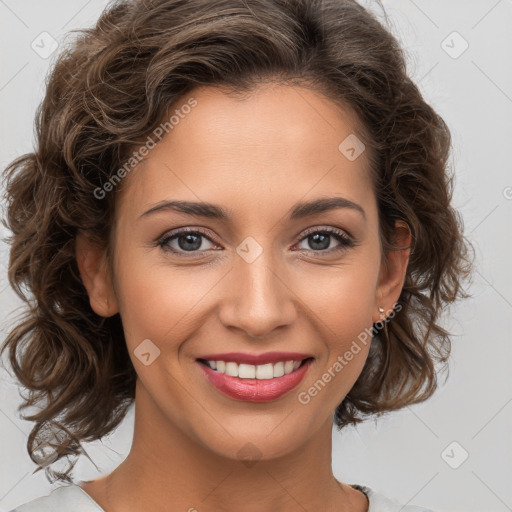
{"left": 373, "top": 220, "right": 411, "bottom": 322}
{"left": 75, "top": 230, "right": 119, "bottom": 317}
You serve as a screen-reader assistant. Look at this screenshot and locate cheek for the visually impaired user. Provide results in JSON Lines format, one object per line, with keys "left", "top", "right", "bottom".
{"left": 113, "top": 251, "right": 221, "bottom": 348}
{"left": 296, "top": 252, "right": 380, "bottom": 384}
{"left": 298, "top": 252, "right": 380, "bottom": 330}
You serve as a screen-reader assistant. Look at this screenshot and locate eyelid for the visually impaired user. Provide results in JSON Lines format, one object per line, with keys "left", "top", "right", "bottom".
{"left": 296, "top": 225, "right": 353, "bottom": 242}
{"left": 157, "top": 227, "right": 219, "bottom": 251}
{"left": 156, "top": 225, "right": 356, "bottom": 256}
{"left": 291, "top": 225, "right": 355, "bottom": 253}
{"left": 157, "top": 225, "right": 353, "bottom": 242}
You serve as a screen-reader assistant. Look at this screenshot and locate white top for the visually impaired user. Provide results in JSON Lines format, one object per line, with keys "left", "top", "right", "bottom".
{"left": 8, "top": 483, "right": 435, "bottom": 512}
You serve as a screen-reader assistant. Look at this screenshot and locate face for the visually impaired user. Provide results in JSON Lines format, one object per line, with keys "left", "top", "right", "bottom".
{"left": 77, "top": 83, "right": 408, "bottom": 462}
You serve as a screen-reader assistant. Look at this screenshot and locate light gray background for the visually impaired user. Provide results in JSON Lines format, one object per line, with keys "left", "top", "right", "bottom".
{"left": 1, "top": 1, "right": 511, "bottom": 511}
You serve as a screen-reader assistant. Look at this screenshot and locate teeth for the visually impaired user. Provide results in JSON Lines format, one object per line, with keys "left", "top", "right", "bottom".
{"left": 256, "top": 363, "right": 274, "bottom": 380}
{"left": 239, "top": 363, "right": 255, "bottom": 379}
{"left": 225, "top": 362, "right": 238, "bottom": 377}
{"left": 284, "top": 360, "right": 294, "bottom": 374}
{"left": 273, "top": 361, "right": 284, "bottom": 378}
{"left": 205, "top": 359, "right": 306, "bottom": 379}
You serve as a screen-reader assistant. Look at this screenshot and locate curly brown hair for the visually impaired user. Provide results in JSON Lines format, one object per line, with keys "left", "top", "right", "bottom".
{"left": 1, "top": 0, "right": 472, "bottom": 483}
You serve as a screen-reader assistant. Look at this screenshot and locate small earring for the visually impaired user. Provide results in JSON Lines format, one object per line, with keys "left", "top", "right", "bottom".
{"left": 378, "top": 306, "right": 385, "bottom": 320}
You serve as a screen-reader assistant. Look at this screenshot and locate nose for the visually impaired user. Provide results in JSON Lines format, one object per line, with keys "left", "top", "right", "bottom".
{"left": 217, "top": 247, "right": 297, "bottom": 338}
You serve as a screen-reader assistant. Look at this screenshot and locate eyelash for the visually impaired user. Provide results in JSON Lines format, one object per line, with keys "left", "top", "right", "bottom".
{"left": 156, "top": 226, "right": 356, "bottom": 257}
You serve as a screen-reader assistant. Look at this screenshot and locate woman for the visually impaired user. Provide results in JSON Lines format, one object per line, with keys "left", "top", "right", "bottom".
{"left": 1, "top": 0, "right": 472, "bottom": 510}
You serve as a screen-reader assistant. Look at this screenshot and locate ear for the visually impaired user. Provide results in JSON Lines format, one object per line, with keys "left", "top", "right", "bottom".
{"left": 75, "top": 230, "right": 119, "bottom": 317}
{"left": 373, "top": 220, "right": 411, "bottom": 322}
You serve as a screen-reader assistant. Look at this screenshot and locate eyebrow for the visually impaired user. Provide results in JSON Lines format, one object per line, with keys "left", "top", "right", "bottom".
{"left": 139, "top": 196, "right": 366, "bottom": 221}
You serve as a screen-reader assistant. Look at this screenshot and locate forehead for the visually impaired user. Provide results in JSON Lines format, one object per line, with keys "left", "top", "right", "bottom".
{"left": 115, "top": 84, "right": 375, "bottom": 224}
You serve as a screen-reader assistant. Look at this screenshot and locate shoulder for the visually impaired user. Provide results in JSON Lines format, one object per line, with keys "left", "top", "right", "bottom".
{"left": 354, "top": 484, "right": 436, "bottom": 512}
{"left": 8, "top": 484, "right": 104, "bottom": 512}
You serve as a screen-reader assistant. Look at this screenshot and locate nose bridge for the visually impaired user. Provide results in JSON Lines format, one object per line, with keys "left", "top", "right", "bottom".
{"left": 218, "top": 236, "right": 296, "bottom": 337}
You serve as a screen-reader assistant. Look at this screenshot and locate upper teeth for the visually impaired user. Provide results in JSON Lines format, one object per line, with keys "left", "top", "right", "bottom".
{"left": 206, "top": 360, "right": 303, "bottom": 379}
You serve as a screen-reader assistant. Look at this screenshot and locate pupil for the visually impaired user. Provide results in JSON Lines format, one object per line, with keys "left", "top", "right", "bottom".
{"left": 178, "top": 234, "right": 202, "bottom": 251}
{"left": 310, "top": 233, "right": 329, "bottom": 250}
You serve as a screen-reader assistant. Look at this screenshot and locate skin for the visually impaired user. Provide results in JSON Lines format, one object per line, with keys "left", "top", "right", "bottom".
{"left": 75, "top": 83, "right": 410, "bottom": 512}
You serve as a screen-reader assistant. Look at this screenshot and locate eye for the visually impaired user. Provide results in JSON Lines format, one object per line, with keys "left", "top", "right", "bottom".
{"left": 294, "top": 227, "right": 355, "bottom": 254}
{"left": 157, "top": 228, "right": 219, "bottom": 255}
{"left": 156, "top": 226, "right": 356, "bottom": 257}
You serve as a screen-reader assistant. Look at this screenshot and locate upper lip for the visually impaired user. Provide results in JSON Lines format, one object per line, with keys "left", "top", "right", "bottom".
{"left": 196, "top": 352, "right": 314, "bottom": 365}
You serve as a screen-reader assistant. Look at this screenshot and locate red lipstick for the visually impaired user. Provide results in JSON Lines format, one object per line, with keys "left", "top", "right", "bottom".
{"left": 195, "top": 356, "right": 314, "bottom": 402}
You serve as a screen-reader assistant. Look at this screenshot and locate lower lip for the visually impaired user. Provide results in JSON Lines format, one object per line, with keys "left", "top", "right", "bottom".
{"left": 196, "top": 359, "right": 313, "bottom": 402}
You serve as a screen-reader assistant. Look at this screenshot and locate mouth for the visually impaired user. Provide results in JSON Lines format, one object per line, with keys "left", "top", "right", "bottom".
{"left": 195, "top": 357, "right": 314, "bottom": 402}
{"left": 196, "top": 357, "right": 314, "bottom": 379}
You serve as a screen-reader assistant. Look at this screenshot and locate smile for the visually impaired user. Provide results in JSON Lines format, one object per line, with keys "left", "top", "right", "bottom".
{"left": 196, "top": 357, "right": 314, "bottom": 402}
{"left": 199, "top": 359, "right": 306, "bottom": 379}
